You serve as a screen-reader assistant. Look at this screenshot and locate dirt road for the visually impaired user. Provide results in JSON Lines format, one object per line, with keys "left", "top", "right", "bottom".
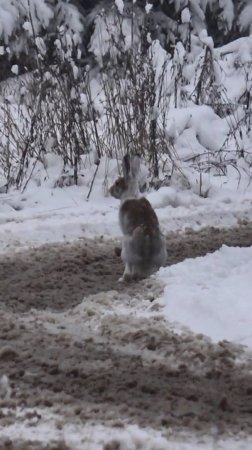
{"left": 0, "top": 223, "right": 252, "bottom": 449}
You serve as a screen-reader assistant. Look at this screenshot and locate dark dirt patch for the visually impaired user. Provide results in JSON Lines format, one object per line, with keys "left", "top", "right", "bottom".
{"left": 1, "top": 222, "right": 252, "bottom": 313}
{"left": 0, "top": 237, "right": 121, "bottom": 313}
{"left": 0, "top": 439, "right": 71, "bottom": 450}
{"left": 166, "top": 222, "right": 252, "bottom": 266}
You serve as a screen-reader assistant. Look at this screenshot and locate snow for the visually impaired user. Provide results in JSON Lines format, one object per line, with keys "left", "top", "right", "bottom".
{"left": 0, "top": 375, "right": 11, "bottom": 400}
{"left": 181, "top": 7, "right": 191, "bottom": 24}
{"left": 217, "top": 35, "right": 252, "bottom": 57}
{"left": 199, "top": 29, "right": 214, "bottom": 50}
{"left": 1, "top": 155, "right": 252, "bottom": 358}
{"left": 0, "top": 4, "right": 17, "bottom": 43}
{"left": 220, "top": 0, "right": 234, "bottom": 30}
{"left": 0, "top": 0, "right": 82, "bottom": 59}
{"left": 157, "top": 245, "right": 252, "bottom": 348}
{"left": 35, "top": 37, "right": 47, "bottom": 55}
{"left": 1, "top": 172, "right": 252, "bottom": 447}
{"left": 23, "top": 20, "right": 33, "bottom": 35}
{"left": 145, "top": 3, "right": 153, "bottom": 14}
{"left": 0, "top": 413, "right": 251, "bottom": 450}
{"left": 0, "top": 7, "right": 252, "bottom": 447}
{"left": 89, "top": 12, "right": 136, "bottom": 66}
{"left": 115, "top": 0, "right": 124, "bottom": 15}
{"left": 238, "top": 3, "right": 252, "bottom": 33}
{"left": 1, "top": 169, "right": 252, "bottom": 253}
{"left": 11, "top": 64, "right": 18, "bottom": 75}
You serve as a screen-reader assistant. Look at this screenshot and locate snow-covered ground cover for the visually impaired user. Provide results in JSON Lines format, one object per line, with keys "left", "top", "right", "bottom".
{"left": 1, "top": 153, "right": 252, "bottom": 253}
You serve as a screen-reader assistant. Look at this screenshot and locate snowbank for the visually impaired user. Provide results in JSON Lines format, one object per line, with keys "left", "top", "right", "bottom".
{"left": 157, "top": 245, "right": 252, "bottom": 348}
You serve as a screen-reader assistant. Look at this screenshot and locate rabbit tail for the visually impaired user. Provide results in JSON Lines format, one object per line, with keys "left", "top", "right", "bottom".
{"left": 122, "top": 226, "right": 166, "bottom": 278}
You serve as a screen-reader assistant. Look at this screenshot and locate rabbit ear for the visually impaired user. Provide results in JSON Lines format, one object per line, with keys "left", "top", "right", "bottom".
{"left": 122, "top": 154, "right": 131, "bottom": 180}
{"left": 130, "top": 155, "right": 140, "bottom": 178}
{"left": 122, "top": 154, "right": 140, "bottom": 180}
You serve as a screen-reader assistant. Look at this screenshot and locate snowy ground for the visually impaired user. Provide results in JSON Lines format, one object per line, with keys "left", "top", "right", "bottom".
{"left": 1, "top": 162, "right": 252, "bottom": 253}
{"left": 1, "top": 172, "right": 252, "bottom": 449}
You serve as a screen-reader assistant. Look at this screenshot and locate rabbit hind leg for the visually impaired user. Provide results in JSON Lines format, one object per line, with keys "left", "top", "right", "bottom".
{"left": 118, "top": 262, "right": 133, "bottom": 282}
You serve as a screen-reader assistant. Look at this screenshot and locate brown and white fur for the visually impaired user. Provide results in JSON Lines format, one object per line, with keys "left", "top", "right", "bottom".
{"left": 110, "top": 154, "right": 167, "bottom": 281}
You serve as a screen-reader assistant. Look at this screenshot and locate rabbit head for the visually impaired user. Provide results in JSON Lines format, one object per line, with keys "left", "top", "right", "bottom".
{"left": 110, "top": 154, "right": 140, "bottom": 201}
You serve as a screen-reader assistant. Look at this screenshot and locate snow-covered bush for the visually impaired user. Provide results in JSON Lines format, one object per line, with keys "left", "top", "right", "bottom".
{"left": 0, "top": 23, "right": 88, "bottom": 189}
{"left": 86, "top": 3, "right": 252, "bottom": 190}
{"left": 0, "top": 0, "right": 252, "bottom": 193}
{"left": 0, "top": 0, "right": 84, "bottom": 81}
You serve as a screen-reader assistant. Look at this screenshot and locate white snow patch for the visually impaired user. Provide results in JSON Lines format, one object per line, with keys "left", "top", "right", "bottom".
{"left": 145, "top": 3, "right": 153, "bottom": 14}
{"left": 23, "top": 21, "right": 33, "bottom": 35}
{"left": 115, "top": 0, "right": 124, "bottom": 14}
{"left": 157, "top": 246, "right": 252, "bottom": 348}
{"left": 0, "top": 409, "right": 252, "bottom": 450}
{"left": 0, "top": 375, "right": 12, "bottom": 400}
{"left": 11, "top": 64, "right": 18, "bottom": 75}
{"left": 181, "top": 7, "right": 191, "bottom": 23}
{"left": 199, "top": 29, "right": 214, "bottom": 50}
{"left": 0, "top": 408, "right": 252, "bottom": 450}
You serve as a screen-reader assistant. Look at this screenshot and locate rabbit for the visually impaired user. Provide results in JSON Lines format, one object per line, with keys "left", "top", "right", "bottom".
{"left": 110, "top": 154, "right": 167, "bottom": 282}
